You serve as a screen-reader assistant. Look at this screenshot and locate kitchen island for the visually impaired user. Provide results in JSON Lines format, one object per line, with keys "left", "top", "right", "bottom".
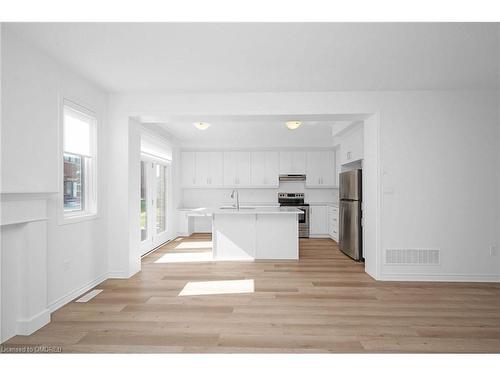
{"left": 211, "top": 207, "right": 301, "bottom": 260}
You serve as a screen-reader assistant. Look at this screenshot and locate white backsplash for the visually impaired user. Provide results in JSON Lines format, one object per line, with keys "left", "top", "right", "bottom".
{"left": 181, "top": 181, "right": 338, "bottom": 208}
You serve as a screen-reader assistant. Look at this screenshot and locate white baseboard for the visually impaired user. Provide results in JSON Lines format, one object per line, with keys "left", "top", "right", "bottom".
{"left": 107, "top": 270, "right": 130, "bottom": 279}
{"left": 47, "top": 272, "right": 109, "bottom": 313}
{"left": 108, "top": 268, "right": 140, "bottom": 279}
{"left": 6, "top": 269, "right": 145, "bottom": 341}
{"left": 48, "top": 271, "right": 138, "bottom": 313}
{"left": 379, "top": 273, "right": 500, "bottom": 283}
{"left": 309, "top": 234, "right": 331, "bottom": 238}
{"left": 16, "top": 309, "right": 51, "bottom": 336}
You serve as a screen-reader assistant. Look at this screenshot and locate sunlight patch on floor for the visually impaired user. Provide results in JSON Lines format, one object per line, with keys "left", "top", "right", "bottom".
{"left": 178, "top": 279, "right": 255, "bottom": 296}
{"left": 154, "top": 252, "right": 213, "bottom": 263}
{"left": 175, "top": 241, "right": 213, "bottom": 249}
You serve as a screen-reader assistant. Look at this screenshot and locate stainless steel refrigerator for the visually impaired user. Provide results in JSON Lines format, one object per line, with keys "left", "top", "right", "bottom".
{"left": 339, "top": 169, "right": 362, "bottom": 261}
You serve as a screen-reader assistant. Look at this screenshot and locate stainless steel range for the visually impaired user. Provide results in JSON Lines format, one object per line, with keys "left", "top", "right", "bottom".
{"left": 278, "top": 192, "right": 309, "bottom": 238}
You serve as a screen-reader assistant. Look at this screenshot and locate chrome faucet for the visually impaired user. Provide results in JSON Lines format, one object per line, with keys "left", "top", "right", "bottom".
{"left": 230, "top": 189, "right": 240, "bottom": 210}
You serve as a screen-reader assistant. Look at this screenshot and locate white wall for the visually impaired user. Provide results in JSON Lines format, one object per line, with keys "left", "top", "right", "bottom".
{"left": 1, "top": 28, "right": 109, "bottom": 313}
{"left": 107, "top": 113, "right": 182, "bottom": 274}
{"left": 0, "top": 23, "right": 3, "bottom": 342}
{"left": 108, "top": 90, "right": 500, "bottom": 281}
{"left": 497, "top": 25, "right": 500, "bottom": 273}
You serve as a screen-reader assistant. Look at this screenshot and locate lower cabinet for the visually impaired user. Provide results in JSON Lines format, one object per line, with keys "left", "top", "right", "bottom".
{"left": 310, "top": 205, "right": 339, "bottom": 239}
{"left": 309, "top": 205, "right": 328, "bottom": 235}
{"left": 328, "top": 206, "right": 339, "bottom": 241}
{"left": 177, "top": 210, "right": 194, "bottom": 237}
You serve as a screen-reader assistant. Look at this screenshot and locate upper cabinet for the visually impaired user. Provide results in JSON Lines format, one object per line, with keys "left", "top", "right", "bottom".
{"left": 181, "top": 151, "right": 197, "bottom": 187}
{"left": 340, "top": 123, "right": 364, "bottom": 165}
{"left": 305, "top": 151, "right": 335, "bottom": 188}
{"left": 181, "top": 149, "right": 339, "bottom": 189}
{"left": 279, "top": 151, "right": 306, "bottom": 174}
{"left": 250, "top": 151, "right": 279, "bottom": 187}
{"left": 223, "top": 151, "right": 251, "bottom": 187}
{"left": 195, "top": 151, "right": 224, "bottom": 187}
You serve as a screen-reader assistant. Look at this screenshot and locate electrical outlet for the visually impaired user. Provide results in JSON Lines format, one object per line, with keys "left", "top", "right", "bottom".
{"left": 63, "top": 260, "right": 70, "bottom": 271}
{"left": 489, "top": 245, "right": 496, "bottom": 256}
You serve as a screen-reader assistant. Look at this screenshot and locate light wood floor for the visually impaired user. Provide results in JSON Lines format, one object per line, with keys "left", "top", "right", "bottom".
{"left": 3, "top": 234, "right": 500, "bottom": 353}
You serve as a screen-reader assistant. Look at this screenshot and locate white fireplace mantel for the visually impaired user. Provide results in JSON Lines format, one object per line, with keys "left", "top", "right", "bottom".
{"left": 1, "top": 191, "right": 57, "bottom": 343}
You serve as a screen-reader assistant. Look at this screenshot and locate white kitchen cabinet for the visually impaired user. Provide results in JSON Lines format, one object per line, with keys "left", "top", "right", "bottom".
{"left": 177, "top": 210, "right": 194, "bottom": 236}
{"left": 340, "top": 123, "right": 364, "bottom": 165}
{"left": 181, "top": 151, "right": 196, "bottom": 187}
{"left": 334, "top": 146, "right": 341, "bottom": 187}
{"left": 250, "top": 151, "right": 279, "bottom": 187}
{"left": 195, "top": 152, "right": 224, "bottom": 187}
{"left": 223, "top": 151, "right": 251, "bottom": 187}
{"left": 328, "top": 205, "right": 339, "bottom": 241}
{"left": 279, "top": 151, "right": 306, "bottom": 174}
{"left": 309, "top": 205, "right": 328, "bottom": 235}
{"left": 306, "top": 151, "right": 335, "bottom": 187}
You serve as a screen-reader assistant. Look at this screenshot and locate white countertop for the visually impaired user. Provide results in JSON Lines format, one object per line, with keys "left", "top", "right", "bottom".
{"left": 179, "top": 206, "right": 302, "bottom": 215}
{"left": 309, "top": 202, "right": 339, "bottom": 207}
{"left": 213, "top": 206, "right": 302, "bottom": 215}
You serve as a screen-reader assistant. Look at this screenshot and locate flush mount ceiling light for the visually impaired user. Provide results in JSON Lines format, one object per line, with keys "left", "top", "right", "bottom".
{"left": 285, "top": 121, "right": 302, "bottom": 130}
{"left": 193, "top": 122, "right": 210, "bottom": 130}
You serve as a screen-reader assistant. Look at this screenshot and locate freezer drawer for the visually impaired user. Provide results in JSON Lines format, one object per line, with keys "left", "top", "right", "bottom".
{"left": 339, "top": 200, "right": 362, "bottom": 261}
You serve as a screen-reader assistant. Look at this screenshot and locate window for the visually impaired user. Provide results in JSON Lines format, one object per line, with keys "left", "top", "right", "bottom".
{"left": 62, "top": 101, "right": 97, "bottom": 219}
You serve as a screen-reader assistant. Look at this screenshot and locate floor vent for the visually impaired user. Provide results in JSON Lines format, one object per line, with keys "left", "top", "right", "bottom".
{"left": 76, "top": 289, "right": 103, "bottom": 303}
{"left": 385, "top": 248, "right": 440, "bottom": 265}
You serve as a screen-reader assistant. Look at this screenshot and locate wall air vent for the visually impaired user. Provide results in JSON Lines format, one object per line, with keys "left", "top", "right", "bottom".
{"left": 385, "top": 248, "right": 440, "bottom": 265}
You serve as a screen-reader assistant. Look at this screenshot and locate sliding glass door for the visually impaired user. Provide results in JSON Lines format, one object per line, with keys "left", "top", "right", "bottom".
{"left": 140, "top": 158, "right": 171, "bottom": 255}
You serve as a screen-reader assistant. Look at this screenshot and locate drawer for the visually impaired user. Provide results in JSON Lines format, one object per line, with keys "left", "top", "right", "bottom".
{"left": 329, "top": 216, "right": 338, "bottom": 224}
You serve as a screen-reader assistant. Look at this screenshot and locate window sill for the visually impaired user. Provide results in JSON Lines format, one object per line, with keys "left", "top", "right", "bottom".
{"left": 59, "top": 212, "right": 99, "bottom": 226}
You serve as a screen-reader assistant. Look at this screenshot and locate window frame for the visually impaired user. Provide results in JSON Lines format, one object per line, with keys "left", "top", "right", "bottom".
{"left": 59, "top": 98, "right": 98, "bottom": 225}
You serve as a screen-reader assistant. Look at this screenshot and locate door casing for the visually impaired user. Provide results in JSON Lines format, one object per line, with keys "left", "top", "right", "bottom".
{"left": 140, "top": 157, "right": 172, "bottom": 255}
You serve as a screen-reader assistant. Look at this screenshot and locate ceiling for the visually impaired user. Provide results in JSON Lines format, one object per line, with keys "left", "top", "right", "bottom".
{"left": 141, "top": 114, "right": 368, "bottom": 147}
{"left": 6, "top": 22, "right": 500, "bottom": 93}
